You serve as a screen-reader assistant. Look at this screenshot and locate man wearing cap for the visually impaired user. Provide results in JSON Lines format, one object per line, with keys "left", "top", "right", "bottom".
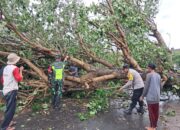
{"left": 140, "top": 64, "right": 161, "bottom": 130}
{"left": 1, "top": 53, "right": 23, "bottom": 130}
{"left": 48, "top": 55, "right": 69, "bottom": 110}
{"left": 119, "top": 64, "right": 144, "bottom": 115}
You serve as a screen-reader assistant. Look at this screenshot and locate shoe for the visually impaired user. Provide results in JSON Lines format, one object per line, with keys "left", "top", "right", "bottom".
{"left": 53, "top": 106, "right": 60, "bottom": 111}
{"left": 124, "top": 109, "right": 132, "bottom": 115}
{"left": 137, "top": 107, "right": 144, "bottom": 114}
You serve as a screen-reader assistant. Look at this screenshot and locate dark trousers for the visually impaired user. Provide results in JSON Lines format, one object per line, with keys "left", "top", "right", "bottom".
{"left": 129, "top": 88, "right": 144, "bottom": 109}
{"left": 51, "top": 80, "right": 62, "bottom": 109}
{"left": 148, "top": 103, "right": 159, "bottom": 128}
{"left": 1, "top": 90, "right": 17, "bottom": 130}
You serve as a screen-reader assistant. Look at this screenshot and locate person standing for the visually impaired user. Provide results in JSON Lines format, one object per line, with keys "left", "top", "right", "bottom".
{"left": 48, "top": 55, "right": 69, "bottom": 110}
{"left": 1, "top": 53, "right": 23, "bottom": 130}
{"left": 140, "top": 63, "right": 161, "bottom": 130}
{"left": 119, "top": 64, "right": 144, "bottom": 115}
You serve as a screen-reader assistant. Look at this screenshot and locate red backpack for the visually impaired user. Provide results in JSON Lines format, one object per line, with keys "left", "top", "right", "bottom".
{"left": 0, "top": 66, "right": 5, "bottom": 90}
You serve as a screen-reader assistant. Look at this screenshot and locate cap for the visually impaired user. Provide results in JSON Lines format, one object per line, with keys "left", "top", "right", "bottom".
{"left": 123, "top": 64, "right": 129, "bottom": 69}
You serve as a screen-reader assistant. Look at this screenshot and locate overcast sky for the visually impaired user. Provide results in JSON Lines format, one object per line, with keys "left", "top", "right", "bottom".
{"left": 155, "top": 0, "right": 180, "bottom": 49}
{"left": 84, "top": 0, "right": 180, "bottom": 49}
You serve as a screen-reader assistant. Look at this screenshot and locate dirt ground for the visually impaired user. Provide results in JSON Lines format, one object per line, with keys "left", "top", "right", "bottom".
{"left": 0, "top": 99, "right": 180, "bottom": 130}
{"left": 160, "top": 100, "right": 180, "bottom": 130}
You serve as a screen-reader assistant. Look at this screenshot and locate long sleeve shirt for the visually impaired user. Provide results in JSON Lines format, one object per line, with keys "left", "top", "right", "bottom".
{"left": 122, "top": 69, "right": 144, "bottom": 90}
{"left": 3, "top": 65, "right": 22, "bottom": 95}
{"left": 142, "top": 72, "right": 161, "bottom": 104}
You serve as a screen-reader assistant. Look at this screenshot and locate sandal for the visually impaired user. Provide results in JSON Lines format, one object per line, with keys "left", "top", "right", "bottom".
{"left": 9, "top": 121, "right": 17, "bottom": 126}
{"left": 6, "top": 126, "right": 15, "bottom": 130}
{"left": 145, "top": 127, "right": 155, "bottom": 130}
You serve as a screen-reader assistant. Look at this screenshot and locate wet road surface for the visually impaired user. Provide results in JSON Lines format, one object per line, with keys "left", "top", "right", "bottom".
{"left": 1, "top": 98, "right": 179, "bottom": 130}
{"left": 13, "top": 98, "right": 176, "bottom": 130}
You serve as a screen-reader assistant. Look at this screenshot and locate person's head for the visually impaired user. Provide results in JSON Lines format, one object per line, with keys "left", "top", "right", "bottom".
{"left": 55, "top": 54, "right": 62, "bottom": 61}
{"left": 7, "top": 53, "right": 20, "bottom": 65}
{"left": 122, "top": 64, "right": 129, "bottom": 73}
{"left": 147, "top": 63, "right": 156, "bottom": 73}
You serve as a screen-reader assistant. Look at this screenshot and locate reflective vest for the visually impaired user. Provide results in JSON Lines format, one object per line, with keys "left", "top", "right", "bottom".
{"left": 51, "top": 62, "right": 66, "bottom": 80}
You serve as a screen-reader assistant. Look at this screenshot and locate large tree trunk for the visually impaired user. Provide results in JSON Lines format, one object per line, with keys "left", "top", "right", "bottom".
{"left": 146, "top": 19, "right": 171, "bottom": 52}
{"left": 105, "top": 0, "right": 142, "bottom": 71}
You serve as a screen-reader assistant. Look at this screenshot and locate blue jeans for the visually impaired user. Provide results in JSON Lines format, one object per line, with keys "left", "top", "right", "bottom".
{"left": 1, "top": 90, "right": 17, "bottom": 130}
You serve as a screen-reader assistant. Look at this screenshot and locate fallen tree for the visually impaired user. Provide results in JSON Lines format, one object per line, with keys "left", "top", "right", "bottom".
{"left": 0, "top": 0, "right": 173, "bottom": 109}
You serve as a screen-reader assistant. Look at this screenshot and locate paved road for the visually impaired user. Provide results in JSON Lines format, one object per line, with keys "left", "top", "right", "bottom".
{"left": 1, "top": 99, "right": 179, "bottom": 130}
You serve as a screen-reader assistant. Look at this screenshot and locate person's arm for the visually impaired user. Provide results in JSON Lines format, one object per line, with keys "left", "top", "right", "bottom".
{"left": 141, "top": 74, "right": 151, "bottom": 98}
{"left": 64, "top": 55, "right": 69, "bottom": 62}
{"left": 62, "top": 56, "right": 69, "bottom": 69}
{"left": 13, "top": 66, "right": 24, "bottom": 82}
{"left": 119, "top": 72, "right": 133, "bottom": 91}
{"left": 121, "top": 80, "right": 133, "bottom": 89}
{"left": 48, "top": 66, "right": 53, "bottom": 86}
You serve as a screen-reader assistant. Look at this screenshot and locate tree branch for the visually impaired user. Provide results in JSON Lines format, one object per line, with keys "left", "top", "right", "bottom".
{"left": 5, "top": 23, "right": 57, "bottom": 56}
{"left": 0, "top": 51, "right": 48, "bottom": 83}
{"left": 106, "top": 0, "right": 114, "bottom": 14}
{"left": 77, "top": 33, "right": 114, "bottom": 69}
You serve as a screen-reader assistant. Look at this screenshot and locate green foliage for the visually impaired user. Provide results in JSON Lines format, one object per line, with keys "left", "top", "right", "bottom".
{"left": 0, "top": 103, "right": 6, "bottom": 112}
{"left": 71, "top": 91, "right": 86, "bottom": 99}
{"left": 0, "top": 0, "right": 175, "bottom": 116}
{"left": 172, "top": 50, "right": 180, "bottom": 68}
{"left": 77, "top": 81, "right": 129, "bottom": 120}
{"left": 0, "top": 0, "right": 169, "bottom": 68}
{"left": 31, "top": 97, "right": 50, "bottom": 112}
{"left": 166, "top": 109, "right": 176, "bottom": 117}
{"left": 78, "top": 113, "right": 88, "bottom": 121}
{"left": 172, "top": 85, "right": 180, "bottom": 97}
{"left": 78, "top": 89, "right": 112, "bottom": 120}
{"left": 129, "top": 40, "right": 171, "bottom": 68}
{"left": 31, "top": 103, "right": 42, "bottom": 112}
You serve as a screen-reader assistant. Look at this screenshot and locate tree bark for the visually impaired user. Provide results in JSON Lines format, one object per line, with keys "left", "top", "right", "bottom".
{"left": 105, "top": 0, "right": 142, "bottom": 71}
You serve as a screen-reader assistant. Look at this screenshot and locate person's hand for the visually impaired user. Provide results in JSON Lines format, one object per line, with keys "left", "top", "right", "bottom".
{"left": 139, "top": 96, "right": 144, "bottom": 101}
{"left": 20, "top": 66, "right": 24, "bottom": 71}
{"left": 64, "top": 55, "right": 69, "bottom": 61}
{"left": 65, "top": 55, "right": 69, "bottom": 60}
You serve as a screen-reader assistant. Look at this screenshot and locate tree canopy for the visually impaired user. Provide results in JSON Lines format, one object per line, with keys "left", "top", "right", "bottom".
{"left": 0, "top": 0, "right": 176, "bottom": 107}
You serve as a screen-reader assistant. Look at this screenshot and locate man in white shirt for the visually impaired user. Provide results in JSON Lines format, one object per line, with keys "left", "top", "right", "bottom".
{"left": 119, "top": 64, "right": 144, "bottom": 115}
